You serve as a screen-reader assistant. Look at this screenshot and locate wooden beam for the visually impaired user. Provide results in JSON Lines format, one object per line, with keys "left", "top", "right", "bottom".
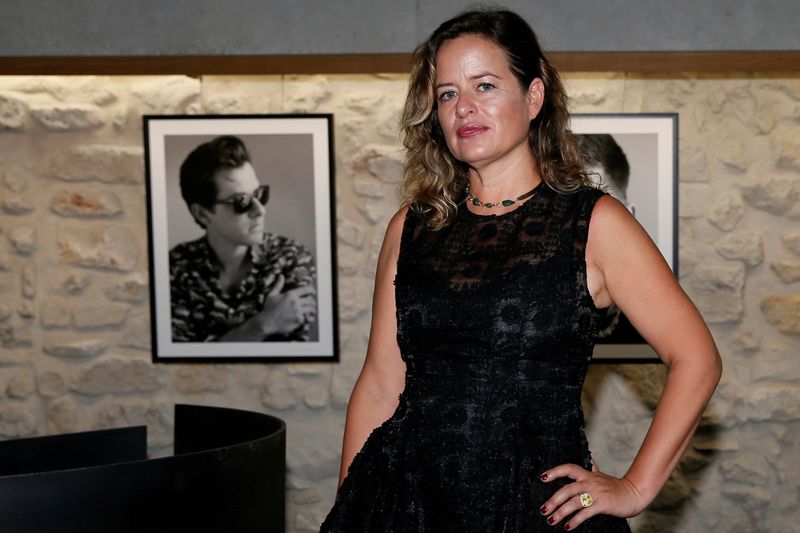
{"left": 0, "top": 52, "right": 798, "bottom": 75}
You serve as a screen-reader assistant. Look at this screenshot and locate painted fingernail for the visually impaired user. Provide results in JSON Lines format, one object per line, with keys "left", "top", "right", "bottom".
{"left": 564, "top": 524, "right": 571, "bottom": 531}
{"left": 539, "top": 505, "right": 547, "bottom": 514}
{"left": 540, "top": 472, "right": 548, "bottom": 481}
{"left": 547, "top": 516, "right": 555, "bottom": 525}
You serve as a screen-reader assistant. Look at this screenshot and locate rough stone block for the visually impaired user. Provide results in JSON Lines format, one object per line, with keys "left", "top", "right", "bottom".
{"left": 715, "top": 232, "right": 763, "bottom": 266}
{"left": 0, "top": 92, "right": 28, "bottom": 131}
{"left": 105, "top": 274, "right": 148, "bottom": 302}
{"left": 40, "top": 300, "right": 72, "bottom": 328}
{"left": 43, "top": 337, "right": 109, "bottom": 358}
{"left": 93, "top": 402, "right": 173, "bottom": 448}
{"left": 1, "top": 168, "right": 29, "bottom": 192}
{"left": 686, "top": 264, "right": 745, "bottom": 323}
{"left": 746, "top": 383, "right": 800, "bottom": 421}
{"left": 72, "top": 358, "right": 162, "bottom": 395}
{"left": 0, "top": 406, "right": 36, "bottom": 438}
{"left": 680, "top": 144, "right": 708, "bottom": 182}
{"left": 727, "top": 327, "right": 761, "bottom": 352}
{"left": 8, "top": 226, "right": 36, "bottom": 254}
{"left": 131, "top": 76, "right": 201, "bottom": 114}
{"left": 336, "top": 248, "right": 361, "bottom": 276}
{"left": 21, "top": 265, "right": 35, "bottom": 298}
{"left": 1, "top": 197, "right": 35, "bottom": 215}
{"left": 717, "top": 137, "right": 753, "bottom": 172}
{"left": 784, "top": 231, "right": 800, "bottom": 255}
{"left": 751, "top": 341, "right": 800, "bottom": 381}
{"left": 760, "top": 294, "right": 800, "bottom": 334}
{"left": 49, "top": 145, "right": 144, "bottom": 184}
{"left": 171, "top": 366, "right": 228, "bottom": 394}
{"left": 201, "top": 75, "right": 283, "bottom": 114}
{"left": 0, "top": 324, "right": 33, "bottom": 348}
{"left": 303, "top": 369, "right": 332, "bottom": 409}
{"left": 38, "top": 371, "right": 66, "bottom": 397}
{"left": 294, "top": 506, "right": 330, "bottom": 533}
{"left": 679, "top": 183, "right": 710, "bottom": 219}
{"left": 30, "top": 103, "right": 104, "bottom": 131}
{"left": 6, "top": 370, "right": 35, "bottom": 399}
{"left": 770, "top": 260, "right": 800, "bottom": 283}
{"left": 50, "top": 190, "right": 123, "bottom": 217}
{"left": 283, "top": 75, "right": 331, "bottom": 112}
{"left": 740, "top": 176, "right": 800, "bottom": 217}
{"left": 337, "top": 219, "right": 365, "bottom": 248}
{"left": 0, "top": 304, "right": 11, "bottom": 322}
{"left": 16, "top": 301, "right": 35, "bottom": 319}
{"left": 47, "top": 398, "right": 78, "bottom": 434}
{"left": 353, "top": 177, "right": 385, "bottom": 198}
{"left": 58, "top": 226, "right": 139, "bottom": 271}
{"left": 707, "top": 192, "right": 744, "bottom": 231}
{"left": 338, "top": 277, "right": 372, "bottom": 321}
{"left": 73, "top": 303, "right": 128, "bottom": 328}
{"left": 330, "top": 357, "right": 363, "bottom": 409}
{"left": 0, "top": 253, "right": 11, "bottom": 271}
{"left": 363, "top": 145, "right": 404, "bottom": 184}
{"left": 118, "top": 313, "right": 151, "bottom": 351}
{"left": 290, "top": 486, "right": 322, "bottom": 505}
{"left": 62, "top": 271, "right": 91, "bottom": 294}
{"left": 356, "top": 201, "right": 385, "bottom": 224}
{"left": 286, "top": 429, "right": 341, "bottom": 481}
{"left": 755, "top": 102, "right": 778, "bottom": 134}
{"left": 342, "top": 90, "right": 385, "bottom": 115}
{"left": 261, "top": 368, "right": 300, "bottom": 410}
{"left": 775, "top": 129, "right": 800, "bottom": 172}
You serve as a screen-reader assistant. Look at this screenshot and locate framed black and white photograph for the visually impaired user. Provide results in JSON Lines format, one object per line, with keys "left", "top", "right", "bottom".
{"left": 571, "top": 113, "right": 678, "bottom": 362}
{"left": 144, "top": 114, "right": 338, "bottom": 362}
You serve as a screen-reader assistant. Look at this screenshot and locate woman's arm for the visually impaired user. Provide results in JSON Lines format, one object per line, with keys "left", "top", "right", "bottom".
{"left": 541, "top": 195, "right": 722, "bottom": 529}
{"left": 337, "top": 207, "right": 409, "bottom": 488}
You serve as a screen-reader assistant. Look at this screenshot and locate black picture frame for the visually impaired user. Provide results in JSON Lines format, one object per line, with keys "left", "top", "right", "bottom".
{"left": 571, "top": 113, "right": 679, "bottom": 363}
{"left": 143, "top": 114, "right": 338, "bottom": 362}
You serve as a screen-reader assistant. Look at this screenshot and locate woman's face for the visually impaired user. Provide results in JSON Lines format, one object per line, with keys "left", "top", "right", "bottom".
{"left": 434, "top": 34, "right": 543, "bottom": 173}
{"left": 200, "top": 161, "right": 266, "bottom": 248}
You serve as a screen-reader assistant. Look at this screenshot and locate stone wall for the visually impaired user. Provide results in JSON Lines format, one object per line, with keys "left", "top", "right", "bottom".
{"left": 0, "top": 72, "right": 797, "bottom": 532}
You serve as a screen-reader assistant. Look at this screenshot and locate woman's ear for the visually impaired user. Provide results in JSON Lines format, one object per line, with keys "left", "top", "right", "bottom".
{"left": 526, "top": 78, "right": 545, "bottom": 120}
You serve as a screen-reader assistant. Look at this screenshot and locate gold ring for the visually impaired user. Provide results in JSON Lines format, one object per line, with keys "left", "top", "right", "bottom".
{"left": 579, "top": 492, "right": 594, "bottom": 508}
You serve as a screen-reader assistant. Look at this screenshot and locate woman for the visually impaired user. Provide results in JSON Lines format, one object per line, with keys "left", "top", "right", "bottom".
{"left": 170, "top": 135, "right": 316, "bottom": 342}
{"left": 322, "top": 9, "right": 721, "bottom": 532}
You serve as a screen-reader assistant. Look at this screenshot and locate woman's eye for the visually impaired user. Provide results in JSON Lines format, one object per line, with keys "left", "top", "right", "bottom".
{"left": 438, "top": 90, "right": 456, "bottom": 102}
{"left": 478, "top": 82, "right": 495, "bottom": 91}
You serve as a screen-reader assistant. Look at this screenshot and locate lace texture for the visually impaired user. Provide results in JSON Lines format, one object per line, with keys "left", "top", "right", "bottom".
{"left": 321, "top": 185, "right": 631, "bottom": 532}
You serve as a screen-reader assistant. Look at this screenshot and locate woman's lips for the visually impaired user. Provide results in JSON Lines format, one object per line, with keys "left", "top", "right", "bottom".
{"left": 457, "top": 124, "right": 488, "bottom": 138}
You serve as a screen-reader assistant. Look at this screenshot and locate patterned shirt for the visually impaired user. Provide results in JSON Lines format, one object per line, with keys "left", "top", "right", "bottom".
{"left": 169, "top": 233, "right": 316, "bottom": 342}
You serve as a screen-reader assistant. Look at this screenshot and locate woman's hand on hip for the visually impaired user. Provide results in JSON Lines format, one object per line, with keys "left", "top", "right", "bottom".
{"left": 538, "top": 463, "right": 648, "bottom": 530}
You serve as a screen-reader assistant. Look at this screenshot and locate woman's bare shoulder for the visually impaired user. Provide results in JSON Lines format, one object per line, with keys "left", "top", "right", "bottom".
{"left": 383, "top": 205, "right": 411, "bottom": 248}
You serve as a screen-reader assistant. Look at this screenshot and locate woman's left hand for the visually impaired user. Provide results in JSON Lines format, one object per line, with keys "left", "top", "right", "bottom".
{"left": 539, "top": 463, "right": 648, "bottom": 530}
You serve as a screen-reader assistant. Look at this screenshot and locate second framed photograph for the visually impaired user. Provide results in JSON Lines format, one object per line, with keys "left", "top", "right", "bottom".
{"left": 144, "top": 114, "right": 338, "bottom": 362}
{"left": 571, "top": 113, "right": 678, "bottom": 363}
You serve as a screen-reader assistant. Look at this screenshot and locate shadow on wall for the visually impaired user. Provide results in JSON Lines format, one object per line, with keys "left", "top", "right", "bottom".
{"left": 582, "top": 365, "right": 722, "bottom": 532}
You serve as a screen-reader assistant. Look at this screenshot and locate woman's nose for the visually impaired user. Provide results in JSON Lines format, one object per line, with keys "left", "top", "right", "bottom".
{"left": 455, "top": 94, "right": 475, "bottom": 118}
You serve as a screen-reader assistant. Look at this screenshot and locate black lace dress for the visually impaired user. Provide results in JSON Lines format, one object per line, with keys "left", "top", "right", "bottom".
{"left": 321, "top": 184, "right": 631, "bottom": 532}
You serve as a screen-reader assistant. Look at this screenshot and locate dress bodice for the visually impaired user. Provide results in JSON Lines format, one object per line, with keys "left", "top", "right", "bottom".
{"left": 395, "top": 184, "right": 605, "bottom": 394}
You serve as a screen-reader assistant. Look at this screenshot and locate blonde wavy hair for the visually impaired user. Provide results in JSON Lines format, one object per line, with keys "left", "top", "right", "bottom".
{"left": 399, "top": 8, "right": 591, "bottom": 229}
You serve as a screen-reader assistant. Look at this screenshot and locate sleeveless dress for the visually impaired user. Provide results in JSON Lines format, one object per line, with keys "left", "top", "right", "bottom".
{"left": 320, "top": 184, "right": 631, "bottom": 532}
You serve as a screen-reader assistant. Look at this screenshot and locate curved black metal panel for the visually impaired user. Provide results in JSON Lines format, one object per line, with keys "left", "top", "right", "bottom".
{"left": 0, "top": 405, "right": 285, "bottom": 533}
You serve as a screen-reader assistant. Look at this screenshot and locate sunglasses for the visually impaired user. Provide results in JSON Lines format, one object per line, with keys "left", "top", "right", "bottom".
{"left": 215, "top": 185, "right": 270, "bottom": 214}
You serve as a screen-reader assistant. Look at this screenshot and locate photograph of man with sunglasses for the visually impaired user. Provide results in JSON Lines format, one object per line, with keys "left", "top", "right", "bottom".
{"left": 169, "top": 135, "right": 317, "bottom": 342}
